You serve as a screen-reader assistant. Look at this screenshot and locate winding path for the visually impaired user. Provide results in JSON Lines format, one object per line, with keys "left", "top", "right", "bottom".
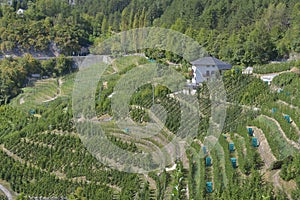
{"left": 247, "top": 126, "right": 277, "bottom": 170}
{"left": 277, "top": 100, "right": 300, "bottom": 111}
{"left": 262, "top": 115, "right": 300, "bottom": 150}
{"left": 0, "top": 184, "right": 12, "bottom": 200}
{"left": 248, "top": 126, "right": 296, "bottom": 199}
{"left": 42, "top": 78, "right": 63, "bottom": 103}
{"left": 144, "top": 174, "right": 157, "bottom": 191}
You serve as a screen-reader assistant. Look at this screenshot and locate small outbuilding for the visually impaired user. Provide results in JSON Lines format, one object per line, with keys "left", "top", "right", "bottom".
{"left": 17, "top": 8, "right": 24, "bottom": 15}
{"left": 242, "top": 67, "right": 253, "bottom": 75}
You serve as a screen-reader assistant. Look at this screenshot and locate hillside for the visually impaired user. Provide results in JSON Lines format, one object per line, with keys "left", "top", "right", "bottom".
{"left": 0, "top": 54, "right": 299, "bottom": 199}
{"left": 0, "top": 0, "right": 300, "bottom": 200}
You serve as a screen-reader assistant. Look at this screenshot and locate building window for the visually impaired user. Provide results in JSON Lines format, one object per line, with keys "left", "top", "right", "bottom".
{"left": 206, "top": 71, "right": 210, "bottom": 76}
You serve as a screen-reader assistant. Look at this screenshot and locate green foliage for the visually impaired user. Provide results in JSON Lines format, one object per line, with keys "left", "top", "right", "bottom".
{"left": 223, "top": 72, "right": 271, "bottom": 106}
{"left": 251, "top": 116, "right": 297, "bottom": 160}
{"left": 68, "top": 187, "right": 87, "bottom": 200}
{"left": 261, "top": 108, "right": 299, "bottom": 142}
{"left": 280, "top": 156, "right": 299, "bottom": 181}
{"left": 276, "top": 78, "right": 300, "bottom": 107}
{"left": 1, "top": 1, "right": 300, "bottom": 199}
{"left": 0, "top": 98, "right": 145, "bottom": 199}
{"left": 130, "top": 107, "right": 150, "bottom": 123}
{"left": 0, "top": 105, "right": 28, "bottom": 139}
{"left": 108, "top": 135, "right": 139, "bottom": 153}
{"left": 272, "top": 72, "right": 299, "bottom": 87}
{"left": 95, "top": 56, "right": 148, "bottom": 116}
{"left": 130, "top": 83, "right": 181, "bottom": 134}
{"left": 1, "top": 0, "right": 300, "bottom": 65}
{"left": 2, "top": 57, "right": 300, "bottom": 199}
{"left": 187, "top": 143, "right": 206, "bottom": 199}
{"left": 0, "top": 1, "right": 89, "bottom": 54}
{"left": 253, "top": 61, "right": 294, "bottom": 74}
{"left": 0, "top": 150, "right": 115, "bottom": 199}
{"left": 280, "top": 154, "right": 300, "bottom": 199}
{"left": 0, "top": 55, "right": 74, "bottom": 105}
{"left": 0, "top": 192, "right": 7, "bottom": 200}
{"left": 218, "top": 169, "right": 276, "bottom": 200}
{"left": 243, "top": 21, "right": 276, "bottom": 65}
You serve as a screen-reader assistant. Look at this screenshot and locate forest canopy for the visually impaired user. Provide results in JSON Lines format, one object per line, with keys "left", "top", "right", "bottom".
{"left": 0, "top": 0, "right": 299, "bottom": 65}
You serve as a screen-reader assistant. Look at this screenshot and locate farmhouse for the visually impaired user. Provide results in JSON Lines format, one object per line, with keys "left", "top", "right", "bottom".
{"left": 191, "top": 56, "right": 232, "bottom": 84}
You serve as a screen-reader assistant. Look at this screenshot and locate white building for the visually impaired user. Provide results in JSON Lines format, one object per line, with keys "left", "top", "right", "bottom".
{"left": 242, "top": 67, "right": 253, "bottom": 75}
{"left": 260, "top": 74, "right": 278, "bottom": 85}
{"left": 191, "top": 57, "right": 232, "bottom": 84}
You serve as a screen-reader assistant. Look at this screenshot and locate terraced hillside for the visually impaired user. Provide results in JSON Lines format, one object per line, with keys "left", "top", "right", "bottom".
{"left": 0, "top": 56, "right": 299, "bottom": 199}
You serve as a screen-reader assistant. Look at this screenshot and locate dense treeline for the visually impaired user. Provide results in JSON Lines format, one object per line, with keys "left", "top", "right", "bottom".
{"left": 1, "top": 0, "right": 300, "bottom": 65}
{"left": 0, "top": 1, "right": 89, "bottom": 55}
{"left": 1, "top": 1, "right": 300, "bottom": 199}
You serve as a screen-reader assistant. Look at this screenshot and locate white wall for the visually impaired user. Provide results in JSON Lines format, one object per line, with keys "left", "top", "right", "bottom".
{"left": 192, "top": 65, "right": 218, "bottom": 84}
